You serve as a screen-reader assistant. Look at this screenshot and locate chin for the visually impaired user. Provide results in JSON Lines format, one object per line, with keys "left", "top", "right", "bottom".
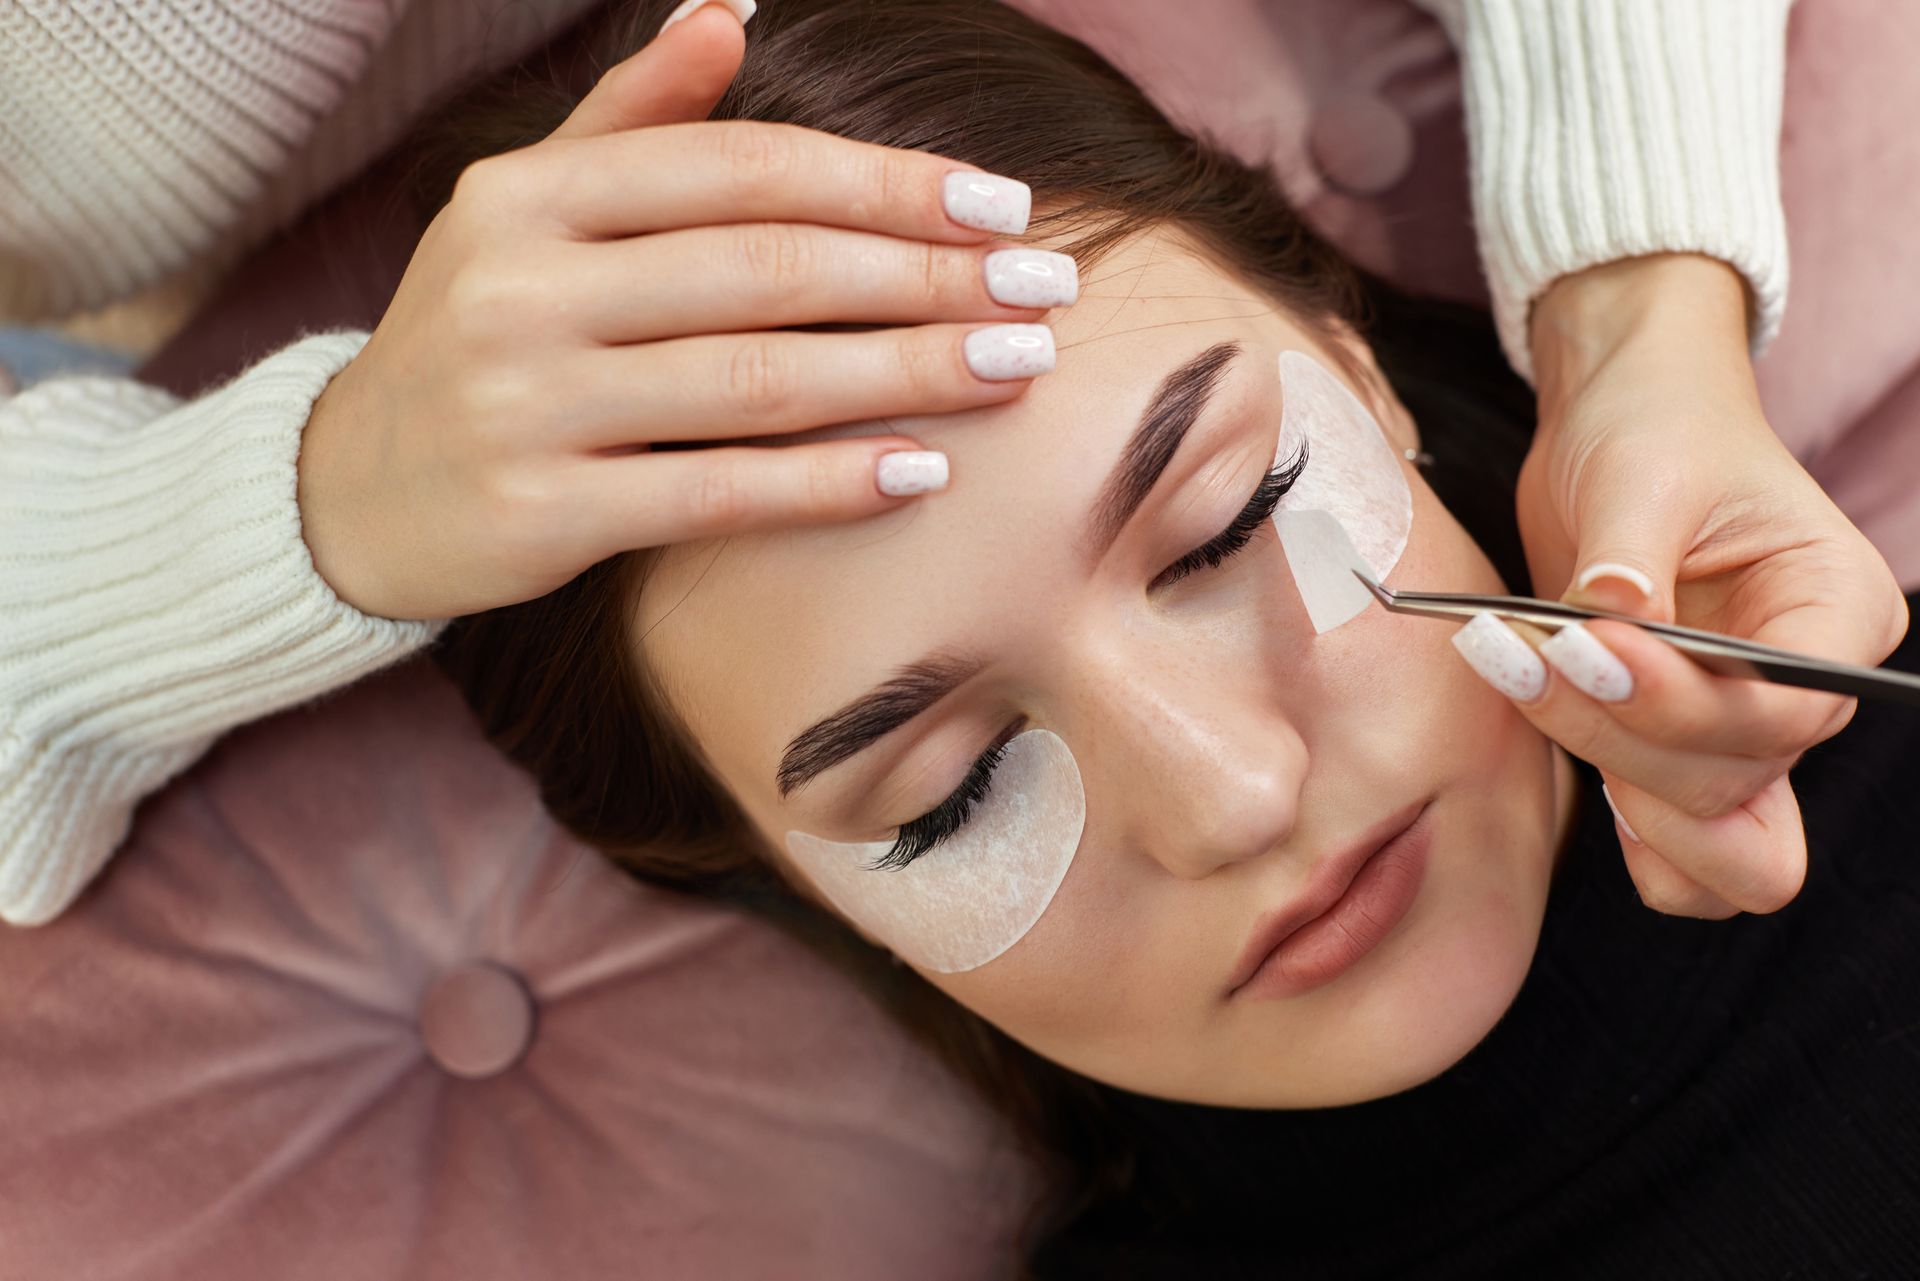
{"left": 1356, "top": 882, "right": 1544, "bottom": 1102}
{"left": 1239, "top": 821, "right": 1551, "bottom": 1110}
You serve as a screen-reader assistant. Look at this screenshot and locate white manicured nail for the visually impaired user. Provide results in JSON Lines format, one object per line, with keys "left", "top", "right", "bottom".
{"left": 876, "top": 450, "right": 948, "bottom": 496}
{"left": 1538, "top": 622, "right": 1634, "bottom": 702}
{"left": 1602, "top": 782, "right": 1643, "bottom": 844}
{"left": 1573, "top": 561, "right": 1655, "bottom": 601}
{"left": 984, "top": 248, "right": 1078, "bottom": 308}
{"left": 1450, "top": 612, "right": 1547, "bottom": 702}
{"left": 963, "top": 324, "right": 1054, "bottom": 381}
{"left": 942, "top": 171, "right": 1031, "bottom": 235}
{"left": 657, "top": 0, "right": 756, "bottom": 35}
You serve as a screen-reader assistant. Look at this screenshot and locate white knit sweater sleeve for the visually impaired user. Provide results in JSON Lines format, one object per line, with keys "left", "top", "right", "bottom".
{"left": 0, "top": 331, "right": 449, "bottom": 926}
{"left": 1409, "top": 0, "right": 1794, "bottom": 382}
{"left": 0, "top": 0, "right": 600, "bottom": 321}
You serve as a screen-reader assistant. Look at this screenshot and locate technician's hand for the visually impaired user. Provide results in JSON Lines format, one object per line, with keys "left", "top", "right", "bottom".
{"left": 1508, "top": 253, "right": 1908, "bottom": 918}
{"left": 298, "top": 2, "right": 1067, "bottom": 622}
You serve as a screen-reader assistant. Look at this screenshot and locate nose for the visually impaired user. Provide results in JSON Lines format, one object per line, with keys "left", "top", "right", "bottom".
{"left": 1081, "top": 647, "right": 1308, "bottom": 881}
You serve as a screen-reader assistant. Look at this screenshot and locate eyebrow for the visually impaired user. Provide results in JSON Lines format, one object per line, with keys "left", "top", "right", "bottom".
{"left": 1083, "top": 339, "right": 1242, "bottom": 559}
{"left": 777, "top": 651, "right": 985, "bottom": 798}
{"left": 774, "top": 340, "right": 1243, "bottom": 799}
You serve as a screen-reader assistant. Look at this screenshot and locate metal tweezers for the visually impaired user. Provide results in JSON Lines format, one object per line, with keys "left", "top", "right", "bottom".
{"left": 1350, "top": 568, "right": 1920, "bottom": 710}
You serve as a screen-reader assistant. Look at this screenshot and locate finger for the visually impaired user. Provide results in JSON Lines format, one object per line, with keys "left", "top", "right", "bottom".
{"left": 548, "top": 1, "right": 747, "bottom": 141}
{"left": 1568, "top": 618, "right": 1857, "bottom": 760}
{"left": 555, "top": 323, "right": 1055, "bottom": 450}
{"left": 1454, "top": 615, "right": 1788, "bottom": 818}
{"left": 1558, "top": 460, "right": 1693, "bottom": 621}
{"left": 532, "top": 121, "right": 1033, "bottom": 243}
{"left": 555, "top": 226, "right": 1049, "bottom": 341}
{"left": 569, "top": 435, "right": 950, "bottom": 550}
{"left": 1604, "top": 773, "right": 1808, "bottom": 916}
{"left": 1602, "top": 778, "right": 1741, "bottom": 919}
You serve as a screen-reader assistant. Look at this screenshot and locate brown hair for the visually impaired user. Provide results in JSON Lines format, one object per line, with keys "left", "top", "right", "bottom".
{"left": 403, "top": 0, "right": 1529, "bottom": 1260}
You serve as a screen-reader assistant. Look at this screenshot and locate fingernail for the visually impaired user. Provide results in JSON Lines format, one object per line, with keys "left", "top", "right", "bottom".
{"left": 658, "top": 0, "right": 756, "bottom": 35}
{"left": 943, "top": 171, "right": 1031, "bottom": 235}
{"left": 1601, "top": 782, "right": 1644, "bottom": 844}
{"left": 1538, "top": 622, "right": 1634, "bottom": 702}
{"left": 1450, "top": 612, "right": 1547, "bottom": 702}
{"left": 1573, "top": 561, "right": 1655, "bottom": 604}
{"left": 963, "top": 323, "right": 1054, "bottom": 381}
{"left": 876, "top": 450, "right": 948, "bottom": 496}
{"left": 984, "top": 248, "right": 1078, "bottom": 309}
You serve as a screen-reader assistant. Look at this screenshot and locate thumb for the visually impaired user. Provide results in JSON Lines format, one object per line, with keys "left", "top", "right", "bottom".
{"left": 1560, "top": 475, "right": 1690, "bottom": 624}
{"left": 548, "top": 0, "right": 753, "bottom": 142}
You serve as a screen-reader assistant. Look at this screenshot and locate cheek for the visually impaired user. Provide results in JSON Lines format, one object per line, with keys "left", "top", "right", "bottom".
{"left": 782, "top": 728, "right": 1085, "bottom": 973}
{"left": 928, "top": 845, "right": 1206, "bottom": 1085}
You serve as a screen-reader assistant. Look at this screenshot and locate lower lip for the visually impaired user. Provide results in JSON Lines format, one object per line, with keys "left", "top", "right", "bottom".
{"left": 1234, "top": 804, "right": 1433, "bottom": 1002}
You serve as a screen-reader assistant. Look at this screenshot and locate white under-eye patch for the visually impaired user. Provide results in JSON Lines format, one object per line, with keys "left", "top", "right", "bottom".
{"left": 783, "top": 727, "right": 1085, "bottom": 974}
{"left": 1271, "top": 350, "right": 1413, "bottom": 631}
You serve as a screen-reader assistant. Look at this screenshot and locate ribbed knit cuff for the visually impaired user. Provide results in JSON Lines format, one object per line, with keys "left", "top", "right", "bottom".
{"left": 0, "top": 330, "right": 449, "bottom": 925}
{"left": 1437, "top": 0, "right": 1794, "bottom": 383}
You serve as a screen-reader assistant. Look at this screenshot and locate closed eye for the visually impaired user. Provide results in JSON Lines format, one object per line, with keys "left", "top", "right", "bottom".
{"left": 865, "top": 722, "right": 1022, "bottom": 870}
{"left": 1149, "top": 440, "right": 1308, "bottom": 591}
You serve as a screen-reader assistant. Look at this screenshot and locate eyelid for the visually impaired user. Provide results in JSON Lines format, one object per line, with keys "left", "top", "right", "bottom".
{"left": 1150, "top": 442, "right": 1305, "bottom": 591}
{"left": 868, "top": 717, "right": 1026, "bottom": 870}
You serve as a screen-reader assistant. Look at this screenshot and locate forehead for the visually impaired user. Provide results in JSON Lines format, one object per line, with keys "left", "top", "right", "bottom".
{"left": 635, "top": 233, "right": 1319, "bottom": 803}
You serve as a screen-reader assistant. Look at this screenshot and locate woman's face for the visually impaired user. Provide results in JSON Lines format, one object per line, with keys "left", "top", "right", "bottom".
{"left": 637, "top": 231, "right": 1577, "bottom": 1108}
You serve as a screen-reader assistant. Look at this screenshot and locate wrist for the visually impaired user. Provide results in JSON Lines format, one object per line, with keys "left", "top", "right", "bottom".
{"left": 1530, "top": 254, "right": 1755, "bottom": 423}
{"left": 299, "top": 362, "right": 381, "bottom": 616}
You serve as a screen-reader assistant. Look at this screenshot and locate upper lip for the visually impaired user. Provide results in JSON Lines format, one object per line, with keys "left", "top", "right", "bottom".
{"left": 1225, "top": 798, "right": 1428, "bottom": 998}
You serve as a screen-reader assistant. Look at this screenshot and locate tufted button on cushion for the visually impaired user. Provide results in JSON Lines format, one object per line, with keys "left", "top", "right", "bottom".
{"left": 419, "top": 962, "right": 534, "bottom": 1079}
{"left": 1307, "top": 89, "right": 1416, "bottom": 196}
{"left": 0, "top": 659, "right": 1040, "bottom": 1281}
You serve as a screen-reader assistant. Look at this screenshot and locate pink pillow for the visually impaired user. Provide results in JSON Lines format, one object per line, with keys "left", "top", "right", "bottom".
{"left": 0, "top": 659, "right": 1038, "bottom": 1280}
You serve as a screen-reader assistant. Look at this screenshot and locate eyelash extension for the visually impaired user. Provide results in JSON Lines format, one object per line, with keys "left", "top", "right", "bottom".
{"left": 865, "top": 731, "right": 1015, "bottom": 871}
{"left": 1150, "top": 439, "right": 1309, "bottom": 591}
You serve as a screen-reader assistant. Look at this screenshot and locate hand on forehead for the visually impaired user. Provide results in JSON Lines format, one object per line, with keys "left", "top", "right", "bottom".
{"left": 636, "top": 234, "right": 1396, "bottom": 773}
{"left": 638, "top": 240, "right": 1293, "bottom": 628}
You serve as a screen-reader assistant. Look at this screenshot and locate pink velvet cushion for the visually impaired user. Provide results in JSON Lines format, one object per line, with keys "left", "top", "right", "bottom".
{"left": 0, "top": 659, "right": 1037, "bottom": 1280}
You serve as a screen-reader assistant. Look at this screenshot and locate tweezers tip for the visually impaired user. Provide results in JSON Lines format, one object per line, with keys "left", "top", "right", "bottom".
{"left": 1349, "top": 565, "right": 1393, "bottom": 604}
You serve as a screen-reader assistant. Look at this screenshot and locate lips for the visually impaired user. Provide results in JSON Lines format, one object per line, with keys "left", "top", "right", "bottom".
{"left": 1225, "top": 799, "right": 1429, "bottom": 999}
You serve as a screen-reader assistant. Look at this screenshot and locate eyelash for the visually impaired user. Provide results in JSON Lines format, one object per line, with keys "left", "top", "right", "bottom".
{"left": 865, "top": 441, "right": 1311, "bottom": 872}
{"left": 864, "top": 732, "right": 1013, "bottom": 871}
{"left": 1149, "top": 440, "right": 1308, "bottom": 591}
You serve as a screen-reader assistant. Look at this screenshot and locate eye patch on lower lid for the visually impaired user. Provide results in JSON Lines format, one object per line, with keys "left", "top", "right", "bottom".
{"left": 1270, "top": 350, "right": 1413, "bottom": 632}
{"left": 783, "top": 728, "right": 1085, "bottom": 974}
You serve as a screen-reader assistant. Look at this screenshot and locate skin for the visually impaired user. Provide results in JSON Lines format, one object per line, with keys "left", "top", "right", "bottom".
{"left": 637, "top": 228, "right": 1581, "bottom": 1109}
{"left": 1517, "top": 252, "right": 1906, "bottom": 916}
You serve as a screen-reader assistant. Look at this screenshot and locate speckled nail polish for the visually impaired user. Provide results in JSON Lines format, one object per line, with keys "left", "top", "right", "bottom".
{"left": 984, "top": 248, "right": 1078, "bottom": 308}
{"left": 963, "top": 324, "right": 1054, "bottom": 380}
{"left": 1539, "top": 623, "right": 1633, "bottom": 702}
{"left": 942, "top": 171, "right": 1032, "bottom": 235}
{"left": 876, "top": 450, "right": 948, "bottom": 496}
{"left": 1450, "top": 611, "right": 1547, "bottom": 702}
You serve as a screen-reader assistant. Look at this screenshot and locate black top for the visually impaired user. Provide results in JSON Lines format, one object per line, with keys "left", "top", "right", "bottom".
{"left": 1032, "top": 597, "right": 1920, "bottom": 1280}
